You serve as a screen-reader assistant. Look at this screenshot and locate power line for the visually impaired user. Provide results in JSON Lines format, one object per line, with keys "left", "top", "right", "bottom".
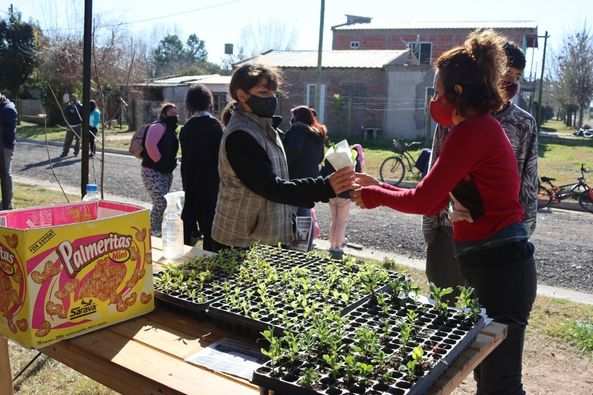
{"left": 39, "top": 0, "right": 242, "bottom": 34}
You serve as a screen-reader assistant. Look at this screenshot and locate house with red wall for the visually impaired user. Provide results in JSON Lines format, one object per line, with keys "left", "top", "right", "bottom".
{"left": 332, "top": 20, "right": 538, "bottom": 65}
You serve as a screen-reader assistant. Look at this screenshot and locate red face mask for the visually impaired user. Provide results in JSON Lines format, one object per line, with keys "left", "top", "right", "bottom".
{"left": 429, "top": 96, "right": 455, "bottom": 127}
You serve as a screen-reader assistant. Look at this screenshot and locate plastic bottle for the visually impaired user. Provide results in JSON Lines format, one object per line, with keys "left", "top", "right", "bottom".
{"left": 162, "top": 191, "right": 185, "bottom": 260}
{"left": 82, "top": 183, "right": 100, "bottom": 201}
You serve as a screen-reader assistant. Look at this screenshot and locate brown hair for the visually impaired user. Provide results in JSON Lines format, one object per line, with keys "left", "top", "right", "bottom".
{"left": 291, "top": 105, "right": 327, "bottom": 139}
{"left": 221, "top": 101, "right": 236, "bottom": 126}
{"left": 229, "top": 63, "right": 282, "bottom": 101}
{"left": 436, "top": 29, "right": 506, "bottom": 116}
{"left": 159, "top": 102, "right": 176, "bottom": 120}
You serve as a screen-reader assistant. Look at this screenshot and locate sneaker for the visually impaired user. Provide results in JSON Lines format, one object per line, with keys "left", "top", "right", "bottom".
{"left": 59, "top": 152, "right": 68, "bottom": 158}
{"left": 329, "top": 249, "right": 344, "bottom": 260}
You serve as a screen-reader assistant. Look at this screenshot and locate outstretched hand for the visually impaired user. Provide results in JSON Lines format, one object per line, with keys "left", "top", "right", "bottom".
{"left": 328, "top": 167, "right": 355, "bottom": 195}
{"left": 351, "top": 187, "right": 366, "bottom": 208}
{"left": 354, "top": 172, "right": 379, "bottom": 187}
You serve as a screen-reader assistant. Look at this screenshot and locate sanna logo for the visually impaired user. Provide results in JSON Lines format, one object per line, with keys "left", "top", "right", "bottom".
{"left": 0, "top": 244, "right": 16, "bottom": 276}
{"left": 58, "top": 233, "right": 132, "bottom": 277}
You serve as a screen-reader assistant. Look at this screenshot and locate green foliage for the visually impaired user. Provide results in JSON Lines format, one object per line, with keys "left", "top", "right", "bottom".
{"left": 429, "top": 283, "right": 453, "bottom": 317}
{"left": 456, "top": 286, "right": 481, "bottom": 320}
{"left": 152, "top": 33, "right": 219, "bottom": 77}
{"left": 562, "top": 320, "right": 593, "bottom": 353}
{"left": 0, "top": 6, "right": 40, "bottom": 96}
{"left": 298, "top": 367, "right": 320, "bottom": 387}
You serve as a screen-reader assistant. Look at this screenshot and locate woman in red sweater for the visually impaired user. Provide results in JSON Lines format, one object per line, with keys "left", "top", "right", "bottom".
{"left": 352, "top": 30, "right": 536, "bottom": 395}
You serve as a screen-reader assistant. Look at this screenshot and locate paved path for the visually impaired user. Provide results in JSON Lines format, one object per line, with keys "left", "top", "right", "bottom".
{"left": 12, "top": 140, "right": 593, "bottom": 295}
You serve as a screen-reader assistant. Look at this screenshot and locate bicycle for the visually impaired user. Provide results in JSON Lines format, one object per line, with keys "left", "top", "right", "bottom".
{"left": 538, "top": 163, "right": 593, "bottom": 213}
{"left": 379, "top": 138, "right": 423, "bottom": 186}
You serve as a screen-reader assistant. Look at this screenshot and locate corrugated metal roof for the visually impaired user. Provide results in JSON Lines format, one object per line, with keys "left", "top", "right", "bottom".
{"left": 237, "top": 49, "right": 414, "bottom": 69}
{"left": 333, "top": 20, "right": 538, "bottom": 31}
{"left": 136, "top": 74, "right": 231, "bottom": 87}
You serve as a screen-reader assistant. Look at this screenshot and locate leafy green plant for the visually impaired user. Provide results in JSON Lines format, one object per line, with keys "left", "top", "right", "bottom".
{"left": 456, "top": 286, "right": 481, "bottom": 321}
{"left": 352, "top": 326, "right": 382, "bottom": 362}
{"left": 402, "top": 345, "right": 425, "bottom": 381}
{"left": 322, "top": 352, "right": 343, "bottom": 380}
{"left": 343, "top": 354, "right": 358, "bottom": 385}
{"left": 430, "top": 283, "right": 454, "bottom": 318}
{"left": 261, "top": 329, "right": 283, "bottom": 373}
{"left": 298, "top": 367, "right": 320, "bottom": 388}
{"left": 400, "top": 321, "right": 413, "bottom": 352}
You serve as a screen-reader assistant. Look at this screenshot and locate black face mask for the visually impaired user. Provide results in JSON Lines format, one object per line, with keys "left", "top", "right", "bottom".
{"left": 164, "top": 116, "right": 178, "bottom": 130}
{"left": 247, "top": 94, "right": 277, "bottom": 118}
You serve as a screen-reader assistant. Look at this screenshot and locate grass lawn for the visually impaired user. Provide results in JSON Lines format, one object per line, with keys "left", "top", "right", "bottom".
{"left": 541, "top": 119, "right": 576, "bottom": 135}
{"left": 16, "top": 121, "right": 132, "bottom": 152}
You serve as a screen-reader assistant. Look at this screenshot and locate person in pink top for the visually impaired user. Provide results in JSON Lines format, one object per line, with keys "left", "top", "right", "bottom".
{"left": 141, "top": 103, "right": 179, "bottom": 236}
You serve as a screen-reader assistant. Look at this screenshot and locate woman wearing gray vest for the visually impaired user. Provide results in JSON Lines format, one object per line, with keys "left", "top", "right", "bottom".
{"left": 212, "top": 64, "right": 354, "bottom": 250}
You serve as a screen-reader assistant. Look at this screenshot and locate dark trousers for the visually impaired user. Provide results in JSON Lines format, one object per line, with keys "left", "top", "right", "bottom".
{"left": 458, "top": 240, "right": 537, "bottom": 395}
{"left": 425, "top": 226, "right": 466, "bottom": 291}
{"left": 182, "top": 193, "right": 216, "bottom": 252}
{"left": 62, "top": 125, "right": 80, "bottom": 155}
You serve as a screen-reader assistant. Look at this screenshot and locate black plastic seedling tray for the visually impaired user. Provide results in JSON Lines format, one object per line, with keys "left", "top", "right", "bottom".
{"left": 252, "top": 299, "right": 486, "bottom": 395}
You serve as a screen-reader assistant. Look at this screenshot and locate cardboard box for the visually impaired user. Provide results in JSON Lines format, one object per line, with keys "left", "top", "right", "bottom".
{"left": 0, "top": 200, "right": 154, "bottom": 348}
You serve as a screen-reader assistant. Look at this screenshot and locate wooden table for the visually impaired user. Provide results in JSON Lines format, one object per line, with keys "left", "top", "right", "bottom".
{"left": 1, "top": 240, "right": 507, "bottom": 395}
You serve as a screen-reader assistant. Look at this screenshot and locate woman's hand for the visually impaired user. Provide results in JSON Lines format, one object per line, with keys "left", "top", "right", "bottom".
{"left": 449, "top": 193, "right": 474, "bottom": 223}
{"left": 351, "top": 187, "right": 366, "bottom": 208}
{"left": 329, "top": 167, "right": 355, "bottom": 195}
{"left": 354, "top": 172, "right": 379, "bottom": 187}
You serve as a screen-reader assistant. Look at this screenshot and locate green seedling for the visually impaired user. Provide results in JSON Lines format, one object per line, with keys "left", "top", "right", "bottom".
{"left": 430, "top": 283, "right": 454, "bottom": 318}
{"left": 456, "top": 286, "right": 481, "bottom": 320}
{"left": 298, "top": 367, "right": 320, "bottom": 388}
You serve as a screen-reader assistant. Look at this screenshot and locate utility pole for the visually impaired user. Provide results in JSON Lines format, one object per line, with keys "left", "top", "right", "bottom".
{"left": 536, "top": 31, "right": 549, "bottom": 130}
{"left": 81, "top": 0, "right": 92, "bottom": 197}
{"left": 316, "top": 0, "right": 325, "bottom": 121}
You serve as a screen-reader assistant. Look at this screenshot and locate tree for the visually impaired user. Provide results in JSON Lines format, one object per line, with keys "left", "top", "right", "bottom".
{"left": 238, "top": 20, "right": 298, "bottom": 57}
{"left": 557, "top": 26, "right": 593, "bottom": 128}
{"left": 0, "top": 5, "right": 41, "bottom": 97}
{"left": 186, "top": 34, "right": 207, "bottom": 63}
{"left": 151, "top": 33, "right": 213, "bottom": 77}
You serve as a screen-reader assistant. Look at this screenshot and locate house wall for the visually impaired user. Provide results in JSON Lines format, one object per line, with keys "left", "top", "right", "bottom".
{"left": 385, "top": 65, "right": 434, "bottom": 139}
{"left": 279, "top": 68, "right": 388, "bottom": 138}
{"left": 333, "top": 27, "right": 536, "bottom": 62}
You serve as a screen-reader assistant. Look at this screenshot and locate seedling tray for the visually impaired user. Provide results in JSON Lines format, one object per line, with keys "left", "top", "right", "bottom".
{"left": 252, "top": 298, "right": 486, "bottom": 395}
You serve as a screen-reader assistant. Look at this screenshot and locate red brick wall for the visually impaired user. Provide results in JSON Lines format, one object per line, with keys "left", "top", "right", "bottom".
{"left": 333, "top": 28, "right": 535, "bottom": 62}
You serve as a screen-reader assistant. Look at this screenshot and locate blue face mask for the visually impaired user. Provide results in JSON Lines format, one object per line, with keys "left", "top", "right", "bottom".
{"left": 247, "top": 94, "right": 277, "bottom": 118}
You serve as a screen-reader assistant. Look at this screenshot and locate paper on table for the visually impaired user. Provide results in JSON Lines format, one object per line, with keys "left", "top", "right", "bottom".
{"left": 325, "top": 139, "right": 354, "bottom": 170}
{"left": 185, "top": 338, "right": 265, "bottom": 380}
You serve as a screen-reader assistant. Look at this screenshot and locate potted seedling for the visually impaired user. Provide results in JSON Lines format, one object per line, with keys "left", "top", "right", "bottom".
{"left": 456, "top": 286, "right": 481, "bottom": 323}
{"left": 430, "top": 283, "right": 454, "bottom": 320}
{"left": 322, "top": 351, "right": 343, "bottom": 383}
{"left": 298, "top": 367, "right": 320, "bottom": 388}
{"left": 401, "top": 345, "right": 425, "bottom": 382}
{"left": 356, "top": 361, "right": 374, "bottom": 391}
{"left": 261, "top": 329, "right": 284, "bottom": 376}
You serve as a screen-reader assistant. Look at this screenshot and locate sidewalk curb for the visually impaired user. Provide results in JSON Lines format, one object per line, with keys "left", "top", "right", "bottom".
{"left": 17, "top": 138, "right": 132, "bottom": 157}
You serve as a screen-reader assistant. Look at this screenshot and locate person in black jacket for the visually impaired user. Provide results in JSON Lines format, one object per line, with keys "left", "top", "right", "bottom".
{"left": 180, "top": 85, "right": 223, "bottom": 250}
{"left": 61, "top": 95, "right": 83, "bottom": 157}
{"left": 0, "top": 93, "right": 17, "bottom": 209}
{"left": 283, "top": 105, "right": 326, "bottom": 242}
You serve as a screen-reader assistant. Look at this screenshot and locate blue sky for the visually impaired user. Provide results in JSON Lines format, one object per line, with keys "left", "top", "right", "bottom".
{"left": 3, "top": 0, "right": 591, "bottom": 77}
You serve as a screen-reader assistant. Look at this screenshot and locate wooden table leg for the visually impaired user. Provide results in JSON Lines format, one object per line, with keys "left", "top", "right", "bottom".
{"left": 0, "top": 336, "right": 14, "bottom": 395}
